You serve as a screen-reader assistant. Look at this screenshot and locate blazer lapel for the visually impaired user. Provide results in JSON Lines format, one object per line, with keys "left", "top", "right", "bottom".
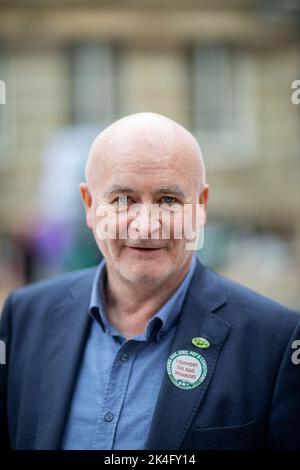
{"left": 145, "top": 260, "right": 231, "bottom": 450}
{"left": 34, "top": 269, "right": 96, "bottom": 449}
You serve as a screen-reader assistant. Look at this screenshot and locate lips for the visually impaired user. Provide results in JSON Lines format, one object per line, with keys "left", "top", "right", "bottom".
{"left": 129, "top": 247, "right": 161, "bottom": 251}
{"left": 125, "top": 244, "right": 165, "bottom": 250}
{"left": 125, "top": 245, "right": 165, "bottom": 253}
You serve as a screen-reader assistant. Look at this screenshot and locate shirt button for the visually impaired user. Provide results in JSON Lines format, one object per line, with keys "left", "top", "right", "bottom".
{"left": 104, "top": 412, "right": 114, "bottom": 422}
{"left": 120, "top": 353, "right": 129, "bottom": 362}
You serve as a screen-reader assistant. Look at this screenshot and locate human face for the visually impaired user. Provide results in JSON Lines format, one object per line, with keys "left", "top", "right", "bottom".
{"left": 80, "top": 116, "right": 208, "bottom": 287}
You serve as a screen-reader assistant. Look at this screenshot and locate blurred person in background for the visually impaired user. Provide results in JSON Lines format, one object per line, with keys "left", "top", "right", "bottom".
{"left": 0, "top": 113, "right": 299, "bottom": 450}
{"left": 25, "top": 125, "right": 102, "bottom": 282}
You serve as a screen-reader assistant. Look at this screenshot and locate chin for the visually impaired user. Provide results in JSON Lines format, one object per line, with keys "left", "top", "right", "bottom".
{"left": 119, "top": 262, "right": 176, "bottom": 285}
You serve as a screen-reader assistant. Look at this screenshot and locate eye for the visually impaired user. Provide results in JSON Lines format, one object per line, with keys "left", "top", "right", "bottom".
{"left": 112, "top": 195, "right": 132, "bottom": 207}
{"left": 160, "top": 196, "right": 176, "bottom": 205}
{"left": 118, "top": 195, "right": 129, "bottom": 205}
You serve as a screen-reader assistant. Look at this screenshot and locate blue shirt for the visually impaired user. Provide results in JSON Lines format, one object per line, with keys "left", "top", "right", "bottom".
{"left": 62, "top": 256, "right": 197, "bottom": 450}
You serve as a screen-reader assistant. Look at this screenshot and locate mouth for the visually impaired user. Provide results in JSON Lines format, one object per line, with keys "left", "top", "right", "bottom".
{"left": 125, "top": 246, "right": 165, "bottom": 254}
{"left": 129, "top": 247, "right": 162, "bottom": 251}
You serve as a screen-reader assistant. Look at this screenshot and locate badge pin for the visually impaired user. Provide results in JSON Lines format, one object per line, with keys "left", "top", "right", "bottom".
{"left": 192, "top": 337, "right": 210, "bottom": 349}
{"left": 166, "top": 350, "right": 207, "bottom": 390}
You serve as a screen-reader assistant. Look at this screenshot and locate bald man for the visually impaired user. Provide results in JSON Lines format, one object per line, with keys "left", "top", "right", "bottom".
{"left": 0, "top": 113, "right": 299, "bottom": 450}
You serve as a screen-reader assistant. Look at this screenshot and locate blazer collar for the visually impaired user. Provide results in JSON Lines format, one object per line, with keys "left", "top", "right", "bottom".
{"left": 145, "top": 258, "right": 231, "bottom": 450}
{"left": 34, "top": 268, "right": 96, "bottom": 449}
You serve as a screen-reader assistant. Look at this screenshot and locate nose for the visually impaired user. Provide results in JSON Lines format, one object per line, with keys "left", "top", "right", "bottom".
{"left": 129, "top": 203, "right": 161, "bottom": 240}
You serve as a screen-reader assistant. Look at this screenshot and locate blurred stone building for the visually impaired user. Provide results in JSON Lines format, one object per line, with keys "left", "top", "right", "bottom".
{"left": 0, "top": 0, "right": 299, "bottom": 308}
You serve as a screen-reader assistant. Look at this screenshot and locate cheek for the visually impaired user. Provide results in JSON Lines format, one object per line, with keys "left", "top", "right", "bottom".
{"left": 93, "top": 211, "right": 118, "bottom": 242}
{"left": 164, "top": 211, "right": 184, "bottom": 240}
{"left": 116, "top": 212, "right": 130, "bottom": 239}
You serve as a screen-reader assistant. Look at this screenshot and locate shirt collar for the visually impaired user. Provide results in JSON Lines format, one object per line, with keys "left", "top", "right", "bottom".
{"left": 89, "top": 255, "right": 197, "bottom": 343}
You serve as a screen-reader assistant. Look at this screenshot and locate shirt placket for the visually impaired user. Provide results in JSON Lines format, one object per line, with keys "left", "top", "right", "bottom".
{"left": 91, "top": 339, "right": 143, "bottom": 450}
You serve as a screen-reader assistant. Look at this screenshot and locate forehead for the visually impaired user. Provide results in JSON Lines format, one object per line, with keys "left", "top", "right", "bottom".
{"left": 101, "top": 138, "right": 191, "bottom": 178}
{"left": 100, "top": 153, "right": 191, "bottom": 194}
{"left": 99, "top": 173, "right": 189, "bottom": 201}
{"left": 89, "top": 124, "right": 200, "bottom": 195}
{"left": 103, "top": 182, "right": 188, "bottom": 200}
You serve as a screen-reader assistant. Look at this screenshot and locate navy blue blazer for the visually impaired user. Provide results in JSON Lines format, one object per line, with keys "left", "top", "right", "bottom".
{"left": 1, "top": 258, "right": 300, "bottom": 450}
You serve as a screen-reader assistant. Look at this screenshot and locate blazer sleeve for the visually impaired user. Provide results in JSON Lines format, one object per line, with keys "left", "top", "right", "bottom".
{"left": 0, "top": 294, "right": 12, "bottom": 450}
{"left": 266, "top": 319, "right": 300, "bottom": 449}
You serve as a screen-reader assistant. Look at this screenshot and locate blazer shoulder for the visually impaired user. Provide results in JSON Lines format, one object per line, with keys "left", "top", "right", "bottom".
{"left": 206, "top": 267, "right": 300, "bottom": 329}
{"left": 3, "top": 266, "right": 97, "bottom": 317}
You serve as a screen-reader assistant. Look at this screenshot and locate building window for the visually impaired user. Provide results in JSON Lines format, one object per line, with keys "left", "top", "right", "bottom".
{"left": 193, "top": 45, "right": 257, "bottom": 166}
{"left": 71, "top": 43, "right": 117, "bottom": 126}
{"left": 0, "top": 48, "right": 12, "bottom": 166}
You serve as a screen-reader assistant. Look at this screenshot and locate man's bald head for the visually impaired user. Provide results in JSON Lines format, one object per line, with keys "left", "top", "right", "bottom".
{"left": 85, "top": 112, "right": 206, "bottom": 194}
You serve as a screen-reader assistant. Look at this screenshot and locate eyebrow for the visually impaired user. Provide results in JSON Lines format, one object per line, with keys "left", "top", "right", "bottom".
{"left": 104, "top": 184, "right": 187, "bottom": 199}
{"left": 155, "top": 186, "right": 187, "bottom": 198}
{"left": 104, "top": 185, "right": 137, "bottom": 198}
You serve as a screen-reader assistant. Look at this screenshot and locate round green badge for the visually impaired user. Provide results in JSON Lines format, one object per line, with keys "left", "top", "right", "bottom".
{"left": 192, "top": 337, "right": 210, "bottom": 349}
{"left": 166, "top": 350, "right": 207, "bottom": 390}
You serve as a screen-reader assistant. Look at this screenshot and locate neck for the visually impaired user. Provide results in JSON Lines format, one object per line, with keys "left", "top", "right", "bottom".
{"left": 104, "top": 257, "right": 193, "bottom": 337}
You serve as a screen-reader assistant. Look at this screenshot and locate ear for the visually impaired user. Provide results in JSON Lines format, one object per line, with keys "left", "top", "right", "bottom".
{"left": 199, "top": 184, "right": 209, "bottom": 224}
{"left": 79, "top": 183, "right": 93, "bottom": 229}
